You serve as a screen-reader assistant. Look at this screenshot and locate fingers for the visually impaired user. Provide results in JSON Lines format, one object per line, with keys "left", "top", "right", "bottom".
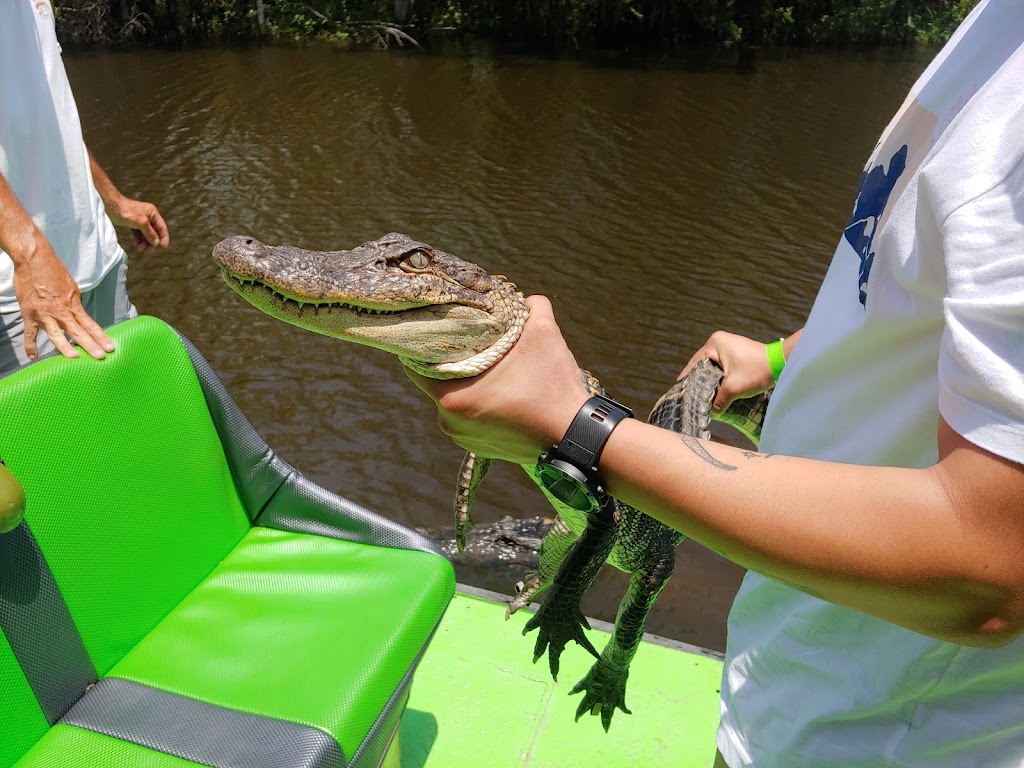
{"left": 116, "top": 200, "right": 170, "bottom": 251}
{"left": 523, "top": 293, "right": 553, "bottom": 316}
{"left": 23, "top": 315, "right": 39, "bottom": 361}
{"left": 679, "top": 331, "right": 730, "bottom": 381}
{"left": 134, "top": 206, "right": 170, "bottom": 251}
{"left": 41, "top": 318, "right": 79, "bottom": 359}
{"left": 132, "top": 229, "right": 151, "bottom": 252}
{"left": 713, "top": 381, "right": 739, "bottom": 413}
{"left": 678, "top": 346, "right": 716, "bottom": 381}
{"left": 149, "top": 207, "right": 170, "bottom": 247}
{"left": 12, "top": 241, "right": 113, "bottom": 362}
{"left": 132, "top": 210, "right": 160, "bottom": 252}
{"left": 25, "top": 306, "right": 114, "bottom": 362}
{"left": 69, "top": 308, "right": 115, "bottom": 358}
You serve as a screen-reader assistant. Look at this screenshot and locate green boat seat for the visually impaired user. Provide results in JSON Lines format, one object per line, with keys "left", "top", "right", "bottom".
{"left": 0, "top": 316, "right": 455, "bottom": 768}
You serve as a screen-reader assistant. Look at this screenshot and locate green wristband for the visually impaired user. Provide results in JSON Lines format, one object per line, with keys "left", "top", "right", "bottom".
{"left": 766, "top": 338, "right": 786, "bottom": 383}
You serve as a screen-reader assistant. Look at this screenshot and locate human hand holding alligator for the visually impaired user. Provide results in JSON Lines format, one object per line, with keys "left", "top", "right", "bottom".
{"left": 404, "top": 295, "right": 590, "bottom": 465}
{"left": 212, "top": 232, "right": 770, "bottom": 731}
{"left": 679, "top": 329, "right": 802, "bottom": 412}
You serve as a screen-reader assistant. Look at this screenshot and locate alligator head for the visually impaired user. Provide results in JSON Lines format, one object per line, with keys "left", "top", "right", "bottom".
{"left": 212, "top": 233, "right": 528, "bottom": 378}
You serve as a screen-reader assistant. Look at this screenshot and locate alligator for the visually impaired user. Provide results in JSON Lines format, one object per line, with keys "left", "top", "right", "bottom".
{"left": 424, "top": 514, "right": 552, "bottom": 565}
{"left": 212, "top": 233, "right": 770, "bottom": 729}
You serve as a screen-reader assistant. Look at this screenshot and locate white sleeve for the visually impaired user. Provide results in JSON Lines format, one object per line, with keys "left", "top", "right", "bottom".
{"left": 937, "top": 151, "right": 1024, "bottom": 465}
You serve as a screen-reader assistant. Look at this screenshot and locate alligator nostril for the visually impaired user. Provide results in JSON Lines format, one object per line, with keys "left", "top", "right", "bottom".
{"left": 244, "top": 238, "right": 254, "bottom": 245}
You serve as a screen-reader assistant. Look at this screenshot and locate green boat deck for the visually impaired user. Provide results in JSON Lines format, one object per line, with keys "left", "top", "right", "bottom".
{"left": 402, "top": 587, "right": 723, "bottom": 767}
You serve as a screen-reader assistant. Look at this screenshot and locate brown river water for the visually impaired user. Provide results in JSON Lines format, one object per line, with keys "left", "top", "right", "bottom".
{"left": 68, "top": 44, "right": 931, "bottom": 651}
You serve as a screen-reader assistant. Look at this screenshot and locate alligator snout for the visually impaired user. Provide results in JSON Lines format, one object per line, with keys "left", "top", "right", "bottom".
{"left": 213, "top": 234, "right": 271, "bottom": 266}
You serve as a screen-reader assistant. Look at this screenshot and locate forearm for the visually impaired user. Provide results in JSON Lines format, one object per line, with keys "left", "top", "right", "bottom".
{"left": 0, "top": 172, "right": 44, "bottom": 266}
{"left": 88, "top": 152, "right": 168, "bottom": 251}
{"left": 88, "top": 151, "right": 124, "bottom": 209}
{"left": 601, "top": 418, "right": 1023, "bottom": 646}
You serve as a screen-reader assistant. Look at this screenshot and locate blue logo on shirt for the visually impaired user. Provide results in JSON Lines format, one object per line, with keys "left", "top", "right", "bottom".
{"left": 843, "top": 145, "right": 908, "bottom": 306}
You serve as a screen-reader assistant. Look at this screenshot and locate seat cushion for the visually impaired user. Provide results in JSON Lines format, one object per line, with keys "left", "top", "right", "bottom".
{"left": 108, "top": 526, "right": 455, "bottom": 761}
{"left": 14, "top": 725, "right": 205, "bottom": 768}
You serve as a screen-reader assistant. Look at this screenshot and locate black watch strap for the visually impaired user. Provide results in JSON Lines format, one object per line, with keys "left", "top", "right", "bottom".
{"left": 554, "top": 395, "right": 634, "bottom": 472}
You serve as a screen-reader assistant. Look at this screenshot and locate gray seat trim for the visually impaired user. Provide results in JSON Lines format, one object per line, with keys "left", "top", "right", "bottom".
{"left": 0, "top": 521, "right": 97, "bottom": 724}
{"left": 62, "top": 677, "right": 346, "bottom": 768}
{"left": 175, "top": 330, "right": 444, "bottom": 557}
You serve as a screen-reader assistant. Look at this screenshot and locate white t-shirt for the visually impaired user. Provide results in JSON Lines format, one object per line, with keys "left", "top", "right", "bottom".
{"left": 718, "top": 2, "right": 1024, "bottom": 766}
{"left": 0, "top": 0, "right": 124, "bottom": 313}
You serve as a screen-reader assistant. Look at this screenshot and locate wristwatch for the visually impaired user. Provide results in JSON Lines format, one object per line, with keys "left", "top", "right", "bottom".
{"left": 534, "top": 394, "right": 635, "bottom": 514}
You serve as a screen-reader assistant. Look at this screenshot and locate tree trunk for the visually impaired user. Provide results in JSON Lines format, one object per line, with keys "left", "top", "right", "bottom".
{"left": 256, "top": 0, "right": 268, "bottom": 35}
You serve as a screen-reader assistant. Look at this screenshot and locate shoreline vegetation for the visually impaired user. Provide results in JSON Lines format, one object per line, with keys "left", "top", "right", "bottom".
{"left": 54, "top": 0, "right": 977, "bottom": 51}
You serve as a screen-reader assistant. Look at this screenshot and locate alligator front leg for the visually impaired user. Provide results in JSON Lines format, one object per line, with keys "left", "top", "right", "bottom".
{"left": 523, "top": 500, "right": 618, "bottom": 682}
{"left": 570, "top": 544, "right": 675, "bottom": 730}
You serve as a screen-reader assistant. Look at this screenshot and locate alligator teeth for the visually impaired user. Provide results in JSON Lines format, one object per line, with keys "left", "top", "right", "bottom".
{"left": 229, "top": 274, "right": 402, "bottom": 316}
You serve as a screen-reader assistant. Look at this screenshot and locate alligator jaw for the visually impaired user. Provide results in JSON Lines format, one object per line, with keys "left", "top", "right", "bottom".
{"left": 220, "top": 271, "right": 506, "bottom": 363}
{"left": 213, "top": 233, "right": 528, "bottom": 376}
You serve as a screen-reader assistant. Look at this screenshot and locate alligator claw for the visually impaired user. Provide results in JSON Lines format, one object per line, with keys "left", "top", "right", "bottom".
{"left": 570, "top": 660, "right": 631, "bottom": 731}
{"left": 523, "top": 602, "right": 599, "bottom": 681}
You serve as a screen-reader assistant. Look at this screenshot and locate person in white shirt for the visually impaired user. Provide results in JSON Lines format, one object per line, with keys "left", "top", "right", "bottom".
{"left": 0, "top": 0, "right": 168, "bottom": 373}
{"left": 406, "top": 1, "right": 1024, "bottom": 765}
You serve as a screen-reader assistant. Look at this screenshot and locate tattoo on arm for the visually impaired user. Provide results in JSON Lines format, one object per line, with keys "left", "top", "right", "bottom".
{"left": 679, "top": 435, "right": 737, "bottom": 471}
{"left": 741, "top": 450, "right": 773, "bottom": 459}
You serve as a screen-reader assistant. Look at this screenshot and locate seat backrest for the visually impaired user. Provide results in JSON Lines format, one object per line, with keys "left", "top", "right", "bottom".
{"left": 0, "top": 317, "right": 252, "bottom": 765}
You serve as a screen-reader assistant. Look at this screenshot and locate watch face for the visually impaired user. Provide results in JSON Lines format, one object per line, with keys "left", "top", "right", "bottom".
{"left": 534, "top": 462, "right": 599, "bottom": 513}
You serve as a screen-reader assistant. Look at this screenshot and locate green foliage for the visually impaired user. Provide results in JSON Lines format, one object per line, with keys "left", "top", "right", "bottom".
{"left": 51, "top": 0, "right": 980, "bottom": 49}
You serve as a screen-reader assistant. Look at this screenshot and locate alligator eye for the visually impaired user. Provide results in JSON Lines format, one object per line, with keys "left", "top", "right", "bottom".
{"left": 402, "top": 249, "right": 431, "bottom": 270}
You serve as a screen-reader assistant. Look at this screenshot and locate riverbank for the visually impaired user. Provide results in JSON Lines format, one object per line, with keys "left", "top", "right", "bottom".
{"left": 55, "top": 0, "right": 977, "bottom": 50}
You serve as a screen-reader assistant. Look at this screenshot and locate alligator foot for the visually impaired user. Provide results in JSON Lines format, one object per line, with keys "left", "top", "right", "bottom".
{"left": 570, "top": 660, "right": 631, "bottom": 731}
{"left": 506, "top": 573, "right": 545, "bottom": 618}
{"left": 523, "top": 600, "right": 599, "bottom": 681}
